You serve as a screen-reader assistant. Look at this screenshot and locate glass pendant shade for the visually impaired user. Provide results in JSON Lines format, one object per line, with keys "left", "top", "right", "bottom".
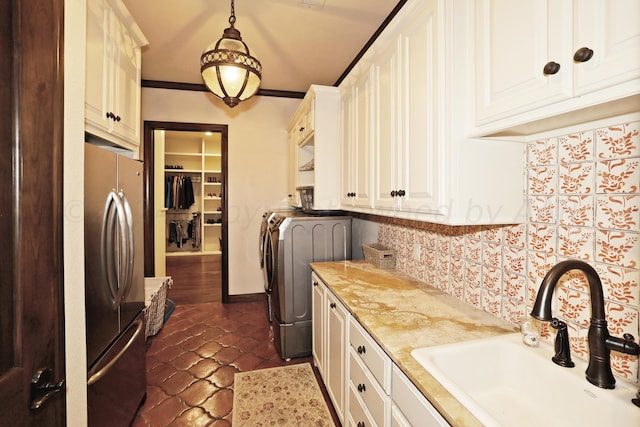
{"left": 200, "top": 21, "right": 262, "bottom": 108}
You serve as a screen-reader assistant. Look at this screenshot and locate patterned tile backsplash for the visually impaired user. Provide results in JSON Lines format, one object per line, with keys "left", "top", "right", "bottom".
{"left": 378, "top": 119, "right": 640, "bottom": 383}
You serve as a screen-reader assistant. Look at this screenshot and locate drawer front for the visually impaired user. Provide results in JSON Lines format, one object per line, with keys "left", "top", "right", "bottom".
{"left": 349, "top": 349, "right": 390, "bottom": 425}
{"left": 349, "top": 318, "right": 391, "bottom": 393}
{"left": 348, "top": 382, "right": 379, "bottom": 427}
{"left": 391, "top": 365, "right": 449, "bottom": 427}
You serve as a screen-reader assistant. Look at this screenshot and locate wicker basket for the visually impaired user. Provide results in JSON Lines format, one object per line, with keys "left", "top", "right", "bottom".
{"left": 144, "top": 276, "right": 172, "bottom": 338}
{"left": 362, "top": 243, "right": 396, "bottom": 269}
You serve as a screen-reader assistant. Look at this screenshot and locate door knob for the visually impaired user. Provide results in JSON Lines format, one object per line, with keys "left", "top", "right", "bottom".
{"left": 30, "top": 367, "right": 65, "bottom": 410}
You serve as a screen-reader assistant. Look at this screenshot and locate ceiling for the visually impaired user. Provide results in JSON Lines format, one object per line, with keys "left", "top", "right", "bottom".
{"left": 121, "top": 0, "right": 403, "bottom": 94}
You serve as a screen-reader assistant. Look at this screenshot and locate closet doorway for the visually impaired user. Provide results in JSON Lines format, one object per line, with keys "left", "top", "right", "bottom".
{"left": 143, "top": 121, "right": 229, "bottom": 303}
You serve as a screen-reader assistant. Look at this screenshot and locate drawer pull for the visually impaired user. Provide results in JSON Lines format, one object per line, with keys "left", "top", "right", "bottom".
{"left": 357, "top": 345, "right": 366, "bottom": 354}
{"left": 357, "top": 383, "right": 366, "bottom": 393}
{"left": 329, "top": 302, "right": 336, "bottom": 309}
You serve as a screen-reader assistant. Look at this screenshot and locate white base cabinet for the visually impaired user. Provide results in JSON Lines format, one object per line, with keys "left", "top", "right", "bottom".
{"left": 313, "top": 272, "right": 451, "bottom": 427}
{"left": 312, "top": 273, "right": 349, "bottom": 425}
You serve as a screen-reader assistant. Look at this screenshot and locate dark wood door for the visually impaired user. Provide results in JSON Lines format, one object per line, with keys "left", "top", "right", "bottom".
{"left": 0, "top": 0, "right": 65, "bottom": 425}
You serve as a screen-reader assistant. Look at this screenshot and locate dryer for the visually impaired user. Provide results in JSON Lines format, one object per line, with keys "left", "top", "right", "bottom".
{"left": 265, "top": 211, "right": 351, "bottom": 359}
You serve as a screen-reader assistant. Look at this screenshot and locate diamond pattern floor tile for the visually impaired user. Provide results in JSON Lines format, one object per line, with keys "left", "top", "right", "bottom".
{"left": 130, "top": 300, "right": 339, "bottom": 426}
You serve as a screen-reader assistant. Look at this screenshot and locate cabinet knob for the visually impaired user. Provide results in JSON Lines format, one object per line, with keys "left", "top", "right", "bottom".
{"left": 357, "top": 422, "right": 365, "bottom": 427}
{"left": 357, "top": 383, "right": 366, "bottom": 393}
{"left": 398, "top": 189, "right": 406, "bottom": 197}
{"left": 573, "top": 47, "right": 594, "bottom": 63}
{"left": 390, "top": 190, "right": 397, "bottom": 197}
{"left": 299, "top": 126, "right": 305, "bottom": 132}
{"left": 329, "top": 302, "right": 336, "bottom": 309}
{"left": 357, "top": 345, "right": 366, "bottom": 354}
{"left": 114, "top": 115, "right": 121, "bottom": 122}
{"left": 543, "top": 61, "right": 561, "bottom": 76}
{"left": 313, "top": 281, "right": 318, "bottom": 287}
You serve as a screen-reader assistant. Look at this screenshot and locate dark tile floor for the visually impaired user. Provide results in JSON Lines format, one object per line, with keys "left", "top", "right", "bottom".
{"left": 131, "top": 300, "right": 338, "bottom": 426}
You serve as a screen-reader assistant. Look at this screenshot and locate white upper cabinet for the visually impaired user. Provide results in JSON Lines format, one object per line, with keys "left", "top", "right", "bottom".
{"left": 473, "top": 0, "right": 640, "bottom": 136}
{"left": 86, "top": 0, "right": 147, "bottom": 151}
{"left": 373, "top": 4, "right": 441, "bottom": 214}
{"left": 287, "top": 85, "right": 341, "bottom": 211}
{"left": 341, "top": 69, "right": 373, "bottom": 209}
{"left": 339, "top": 0, "right": 525, "bottom": 225}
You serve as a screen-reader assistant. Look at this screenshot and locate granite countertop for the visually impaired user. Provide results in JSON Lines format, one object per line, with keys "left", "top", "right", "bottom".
{"left": 310, "top": 260, "right": 518, "bottom": 427}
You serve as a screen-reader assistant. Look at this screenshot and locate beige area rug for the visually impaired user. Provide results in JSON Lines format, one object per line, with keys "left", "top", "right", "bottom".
{"left": 233, "top": 363, "right": 334, "bottom": 426}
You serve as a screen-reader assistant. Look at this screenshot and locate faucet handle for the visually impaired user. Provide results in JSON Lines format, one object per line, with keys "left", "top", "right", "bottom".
{"left": 623, "top": 333, "right": 635, "bottom": 342}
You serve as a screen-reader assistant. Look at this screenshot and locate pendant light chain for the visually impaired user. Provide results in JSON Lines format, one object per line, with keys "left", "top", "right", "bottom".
{"left": 229, "top": 0, "right": 236, "bottom": 27}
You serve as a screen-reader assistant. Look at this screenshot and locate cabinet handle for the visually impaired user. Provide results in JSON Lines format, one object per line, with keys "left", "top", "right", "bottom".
{"left": 114, "top": 115, "right": 121, "bottom": 122}
{"left": 299, "top": 126, "right": 305, "bottom": 132}
{"left": 329, "top": 302, "right": 336, "bottom": 309}
{"left": 357, "top": 422, "right": 365, "bottom": 427}
{"left": 313, "top": 281, "right": 318, "bottom": 287}
{"left": 573, "top": 47, "right": 594, "bottom": 63}
{"left": 357, "top": 383, "right": 366, "bottom": 393}
{"left": 543, "top": 61, "right": 561, "bottom": 76}
{"left": 398, "top": 189, "right": 406, "bottom": 197}
{"left": 390, "top": 190, "right": 397, "bottom": 197}
{"left": 357, "top": 345, "right": 366, "bottom": 354}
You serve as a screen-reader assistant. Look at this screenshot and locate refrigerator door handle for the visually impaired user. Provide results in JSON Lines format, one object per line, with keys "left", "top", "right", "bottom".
{"left": 87, "top": 318, "right": 144, "bottom": 386}
{"left": 101, "top": 190, "right": 126, "bottom": 310}
{"left": 117, "top": 190, "right": 135, "bottom": 301}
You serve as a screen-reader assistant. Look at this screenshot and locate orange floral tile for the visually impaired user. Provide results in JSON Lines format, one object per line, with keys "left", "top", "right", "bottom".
{"left": 596, "top": 158, "right": 640, "bottom": 194}
{"left": 559, "top": 162, "right": 594, "bottom": 194}
{"left": 596, "top": 122, "right": 640, "bottom": 160}
{"left": 596, "top": 195, "right": 640, "bottom": 230}
{"left": 595, "top": 229, "right": 639, "bottom": 268}
{"left": 528, "top": 138, "right": 557, "bottom": 166}
{"left": 559, "top": 132, "right": 594, "bottom": 163}
{"left": 529, "top": 166, "right": 557, "bottom": 194}
{"left": 557, "top": 226, "right": 594, "bottom": 260}
{"left": 528, "top": 195, "right": 557, "bottom": 223}
{"left": 558, "top": 195, "right": 593, "bottom": 227}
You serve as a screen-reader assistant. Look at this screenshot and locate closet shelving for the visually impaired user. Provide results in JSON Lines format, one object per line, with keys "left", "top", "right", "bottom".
{"left": 165, "top": 132, "right": 223, "bottom": 255}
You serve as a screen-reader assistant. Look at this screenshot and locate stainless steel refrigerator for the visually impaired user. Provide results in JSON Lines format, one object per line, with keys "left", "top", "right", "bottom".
{"left": 84, "top": 143, "right": 146, "bottom": 427}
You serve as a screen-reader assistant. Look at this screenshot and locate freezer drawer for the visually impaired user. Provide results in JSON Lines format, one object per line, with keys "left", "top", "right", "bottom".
{"left": 88, "top": 312, "right": 146, "bottom": 427}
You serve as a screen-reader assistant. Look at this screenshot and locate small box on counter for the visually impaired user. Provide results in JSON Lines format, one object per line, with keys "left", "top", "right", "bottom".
{"left": 362, "top": 243, "right": 396, "bottom": 269}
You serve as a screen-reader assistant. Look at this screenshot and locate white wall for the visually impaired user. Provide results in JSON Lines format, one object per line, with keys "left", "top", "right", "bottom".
{"left": 64, "top": 0, "right": 88, "bottom": 425}
{"left": 141, "top": 88, "right": 300, "bottom": 295}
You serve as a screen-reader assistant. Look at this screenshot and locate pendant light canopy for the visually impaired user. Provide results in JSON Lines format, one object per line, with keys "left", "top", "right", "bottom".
{"left": 200, "top": 0, "right": 262, "bottom": 107}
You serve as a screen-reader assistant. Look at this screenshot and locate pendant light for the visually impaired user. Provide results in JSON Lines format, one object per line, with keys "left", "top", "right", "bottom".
{"left": 200, "top": 0, "right": 262, "bottom": 107}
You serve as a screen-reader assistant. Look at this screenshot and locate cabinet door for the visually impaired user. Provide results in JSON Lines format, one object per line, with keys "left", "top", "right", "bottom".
{"left": 474, "top": 0, "right": 572, "bottom": 124}
{"left": 353, "top": 67, "right": 373, "bottom": 208}
{"left": 326, "top": 291, "right": 348, "bottom": 424}
{"left": 110, "top": 18, "right": 141, "bottom": 145}
{"left": 340, "top": 89, "right": 355, "bottom": 206}
{"left": 85, "top": 0, "right": 111, "bottom": 132}
{"left": 311, "top": 275, "right": 325, "bottom": 379}
{"left": 573, "top": 0, "right": 640, "bottom": 95}
{"left": 398, "top": 0, "right": 442, "bottom": 214}
{"left": 287, "top": 130, "right": 299, "bottom": 206}
{"left": 374, "top": 36, "right": 402, "bottom": 210}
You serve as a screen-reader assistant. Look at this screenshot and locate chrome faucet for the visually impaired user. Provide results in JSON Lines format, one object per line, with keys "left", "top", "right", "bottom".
{"left": 530, "top": 259, "right": 640, "bottom": 389}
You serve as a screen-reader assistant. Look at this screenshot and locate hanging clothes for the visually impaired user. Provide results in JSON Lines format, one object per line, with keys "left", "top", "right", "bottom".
{"left": 165, "top": 175, "right": 196, "bottom": 210}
